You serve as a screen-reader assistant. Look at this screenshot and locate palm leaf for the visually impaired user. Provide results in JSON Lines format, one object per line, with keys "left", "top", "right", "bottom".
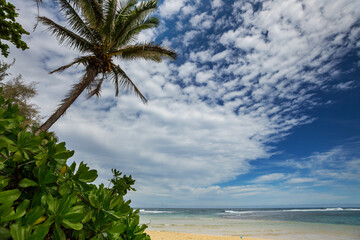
{"left": 117, "top": 16, "right": 159, "bottom": 46}
{"left": 87, "top": 74, "right": 105, "bottom": 98}
{"left": 49, "top": 56, "right": 90, "bottom": 74}
{"left": 69, "top": 0, "right": 104, "bottom": 29}
{"left": 102, "top": 0, "right": 118, "bottom": 45}
{"left": 110, "top": 0, "right": 158, "bottom": 49}
{"left": 58, "top": 0, "right": 95, "bottom": 42}
{"left": 110, "top": 64, "right": 147, "bottom": 103}
{"left": 39, "top": 16, "right": 93, "bottom": 53}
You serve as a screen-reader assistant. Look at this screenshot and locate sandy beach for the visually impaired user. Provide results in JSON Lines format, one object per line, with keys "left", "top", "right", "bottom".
{"left": 147, "top": 231, "right": 272, "bottom": 240}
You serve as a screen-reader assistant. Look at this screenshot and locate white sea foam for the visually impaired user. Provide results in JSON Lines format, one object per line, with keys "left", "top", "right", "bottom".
{"left": 282, "top": 208, "right": 357, "bottom": 212}
{"left": 222, "top": 208, "right": 360, "bottom": 215}
{"left": 222, "top": 210, "right": 255, "bottom": 214}
{"left": 139, "top": 209, "right": 176, "bottom": 214}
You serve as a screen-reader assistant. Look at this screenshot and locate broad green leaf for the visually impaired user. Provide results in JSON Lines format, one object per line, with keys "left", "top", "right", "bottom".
{"left": 54, "top": 224, "right": 66, "bottom": 240}
{"left": 130, "top": 215, "right": 140, "bottom": 229}
{"left": 54, "top": 150, "right": 74, "bottom": 160}
{"left": 0, "top": 203, "right": 14, "bottom": 222}
{"left": 46, "top": 194, "right": 55, "bottom": 215}
{"left": 134, "top": 234, "right": 147, "bottom": 240}
{"left": 0, "top": 162, "right": 5, "bottom": 170}
{"left": 29, "top": 219, "right": 52, "bottom": 240}
{"left": 38, "top": 168, "right": 57, "bottom": 185}
{"left": 103, "top": 210, "right": 121, "bottom": 221}
{"left": 0, "top": 189, "right": 21, "bottom": 204}
{"left": 1, "top": 200, "right": 29, "bottom": 222}
{"left": 18, "top": 178, "right": 38, "bottom": 188}
{"left": 0, "top": 136, "right": 15, "bottom": 146}
{"left": 0, "top": 177, "right": 9, "bottom": 190}
{"left": 63, "top": 205, "right": 85, "bottom": 222}
{"left": 10, "top": 222, "right": 31, "bottom": 240}
{"left": 107, "top": 223, "right": 126, "bottom": 234}
{"left": 25, "top": 206, "right": 45, "bottom": 226}
{"left": 76, "top": 162, "right": 98, "bottom": 183}
{"left": 62, "top": 219, "right": 83, "bottom": 230}
{"left": 58, "top": 181, "right": 72, "bottom": 196}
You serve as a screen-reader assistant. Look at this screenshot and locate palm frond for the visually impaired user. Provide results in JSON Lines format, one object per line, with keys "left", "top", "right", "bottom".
{"left": 39, "top": 16, "right": 93, "bottom": 53}
{"left": 69, "top": 0, "right": 104, "bottom": 29}
{"left": 58, "top": 0, "right": 95, "bottom": 42}
{"left": 87, "top": 74, "right": 105, "bottom": 98}
{"left": 110, "top": 0, "right": 158, "bottom": 49}
{"left": 111, "top": 64, "right": 147, "bottom": 103}
{"left": 49, "top": 56, "right": 90, "bottom": 74}
{"left": 112, "top": 43, "right": 177, "bottom": 62}
{"left": 118, "top": 0, "right": 137, "bottom": 15}
{"left": 116, "top": 16, "right": 159, "bottom": 46}
{"left": 102, "top": 0, "right": 118, "bottom": 45}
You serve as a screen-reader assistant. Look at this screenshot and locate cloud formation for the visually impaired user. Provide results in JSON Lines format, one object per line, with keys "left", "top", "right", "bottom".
{"left": 7, "top": 0, "right": 360, "bottom": 207}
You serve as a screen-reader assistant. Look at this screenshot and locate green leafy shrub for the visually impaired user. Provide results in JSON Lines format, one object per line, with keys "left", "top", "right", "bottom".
{"left": 0, "top": 91, "right": 150, "bottom": 240}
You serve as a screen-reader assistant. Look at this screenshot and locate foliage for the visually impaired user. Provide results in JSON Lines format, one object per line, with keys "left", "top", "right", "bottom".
{"left": 0, "top": 60, "right": 40, "bottom": 125}
{"left": 36, "top": 0, "right": 177, "bottom": 133}
{"left": 0, "top": 0, "right": 29, "bottom": 58}
{"left": 0, "top": 92, "right": 150, "bottom": 240}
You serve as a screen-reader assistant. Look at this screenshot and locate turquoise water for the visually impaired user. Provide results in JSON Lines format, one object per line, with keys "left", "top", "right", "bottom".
{"left": 139, "top": 208, "right": 360, "bottom": 239}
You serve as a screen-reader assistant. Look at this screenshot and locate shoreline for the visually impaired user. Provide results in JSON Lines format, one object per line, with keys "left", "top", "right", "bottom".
{"left": 146, "top": 231, "right": 273, "bottom": 240}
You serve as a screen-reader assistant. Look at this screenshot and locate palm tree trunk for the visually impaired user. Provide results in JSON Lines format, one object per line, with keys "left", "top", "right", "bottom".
{"left": 35, "top": 67, "right": 97, "bottom": 135}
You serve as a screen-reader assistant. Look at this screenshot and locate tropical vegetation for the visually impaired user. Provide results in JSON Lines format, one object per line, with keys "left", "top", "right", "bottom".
{"left": 0, "top": 0, "right": 29, "bottom": 58}
{"left": 0, "top": 92, "right": 150, "bottom": 240}
{"left": 36, "top": 0, "right": 177, "bottom": 134}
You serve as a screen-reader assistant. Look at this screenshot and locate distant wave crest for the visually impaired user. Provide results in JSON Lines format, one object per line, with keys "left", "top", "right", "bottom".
{"left": 283, "top": 208, "right": 360, "bottom": 212}
{"left": 139, "top": 209, "right": 176, "bottom": 214}
{"left": 222, "top": 208, "right": 360, "bottom": 215}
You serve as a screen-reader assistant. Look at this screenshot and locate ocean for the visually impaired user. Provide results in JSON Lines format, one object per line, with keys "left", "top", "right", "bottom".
{"left": 138, "top": 208, "right": 360, "bottom": 240}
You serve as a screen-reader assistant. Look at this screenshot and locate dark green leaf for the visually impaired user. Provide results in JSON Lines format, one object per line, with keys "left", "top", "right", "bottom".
{"left": 0, "top": 189, "right": 21, "bottom": 204}
{"left": 107, "top": 223, "right": 126, "bottom": 234}
{"left": 1, "top": 200, "right": 29, "bottom": 222}
{"left": 18, "top": 178, "right": 38, "bottom": 188}
{"left": 25, "top": 206, "right": 45, "bottom": 226}
{"left": 76, "top": 162, "right": 98, "bottom": 183}
{"left": 10, "top": 222, "right": 31, "bottom": 240}
{"left": 54, "top": 224, "right": 66, "bottom": 240}
{"left": 62, "top": 219, "right": 83, "bottom": 230}
{"left": 29, "top": 219, "right": 52, "bottom": 240}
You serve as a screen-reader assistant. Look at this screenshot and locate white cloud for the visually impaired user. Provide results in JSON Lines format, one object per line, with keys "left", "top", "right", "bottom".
{"left": 278, "top": 144, "right": 360, "bottom": 183}
{"left": 287, "top": 178, "right": 316, "bottom": 184}
{"left": 251, "top": 173, "right": 286, "bottom": 183}
{"left": 181, "top": 5, "right": 197, "bottom": 16}
{"left": 7, "top": 0, "right": 360, "bottom": 207}
{"left": 196, "top": 70, "right": 214, "bottom": 83}
{"left": 190, "top": 12, "right": 214, "bottom": 29}
{"left": 183, "top": 30, "right": 200, "bottom": 46}
{"left": 211, "top": 0, "right": 223, "bottom": 9}
{"left": 334, "top": 81, "right": 355, "bottom": 90}
{"left": 158, "top": 0, "right": 189, "bottom": 19}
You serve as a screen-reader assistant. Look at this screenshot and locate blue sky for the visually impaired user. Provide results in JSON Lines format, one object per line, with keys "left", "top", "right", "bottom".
{"left": 6, "top": 0, "right": 360, "bottom": 207}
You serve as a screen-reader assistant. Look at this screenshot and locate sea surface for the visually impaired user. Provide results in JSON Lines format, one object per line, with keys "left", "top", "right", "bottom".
{"left": 138, "top": 208, "right": 360, "bottom": 240}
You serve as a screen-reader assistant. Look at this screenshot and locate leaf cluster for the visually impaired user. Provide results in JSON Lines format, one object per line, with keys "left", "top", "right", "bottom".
{"left": 0, "top": 91, "right": 150, "bottom": 240}
{"left": 0, "top": 0, "right": 29, "bottom": 58}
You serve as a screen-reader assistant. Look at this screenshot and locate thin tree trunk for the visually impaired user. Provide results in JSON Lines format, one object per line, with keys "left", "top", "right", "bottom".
{"left": 35, "top": 67, "right": 97, "bottom": 135}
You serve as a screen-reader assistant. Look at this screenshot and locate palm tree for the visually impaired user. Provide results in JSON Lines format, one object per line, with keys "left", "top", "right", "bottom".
{"left": 35, "top": 0, "right": 176, "bottom": 134}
